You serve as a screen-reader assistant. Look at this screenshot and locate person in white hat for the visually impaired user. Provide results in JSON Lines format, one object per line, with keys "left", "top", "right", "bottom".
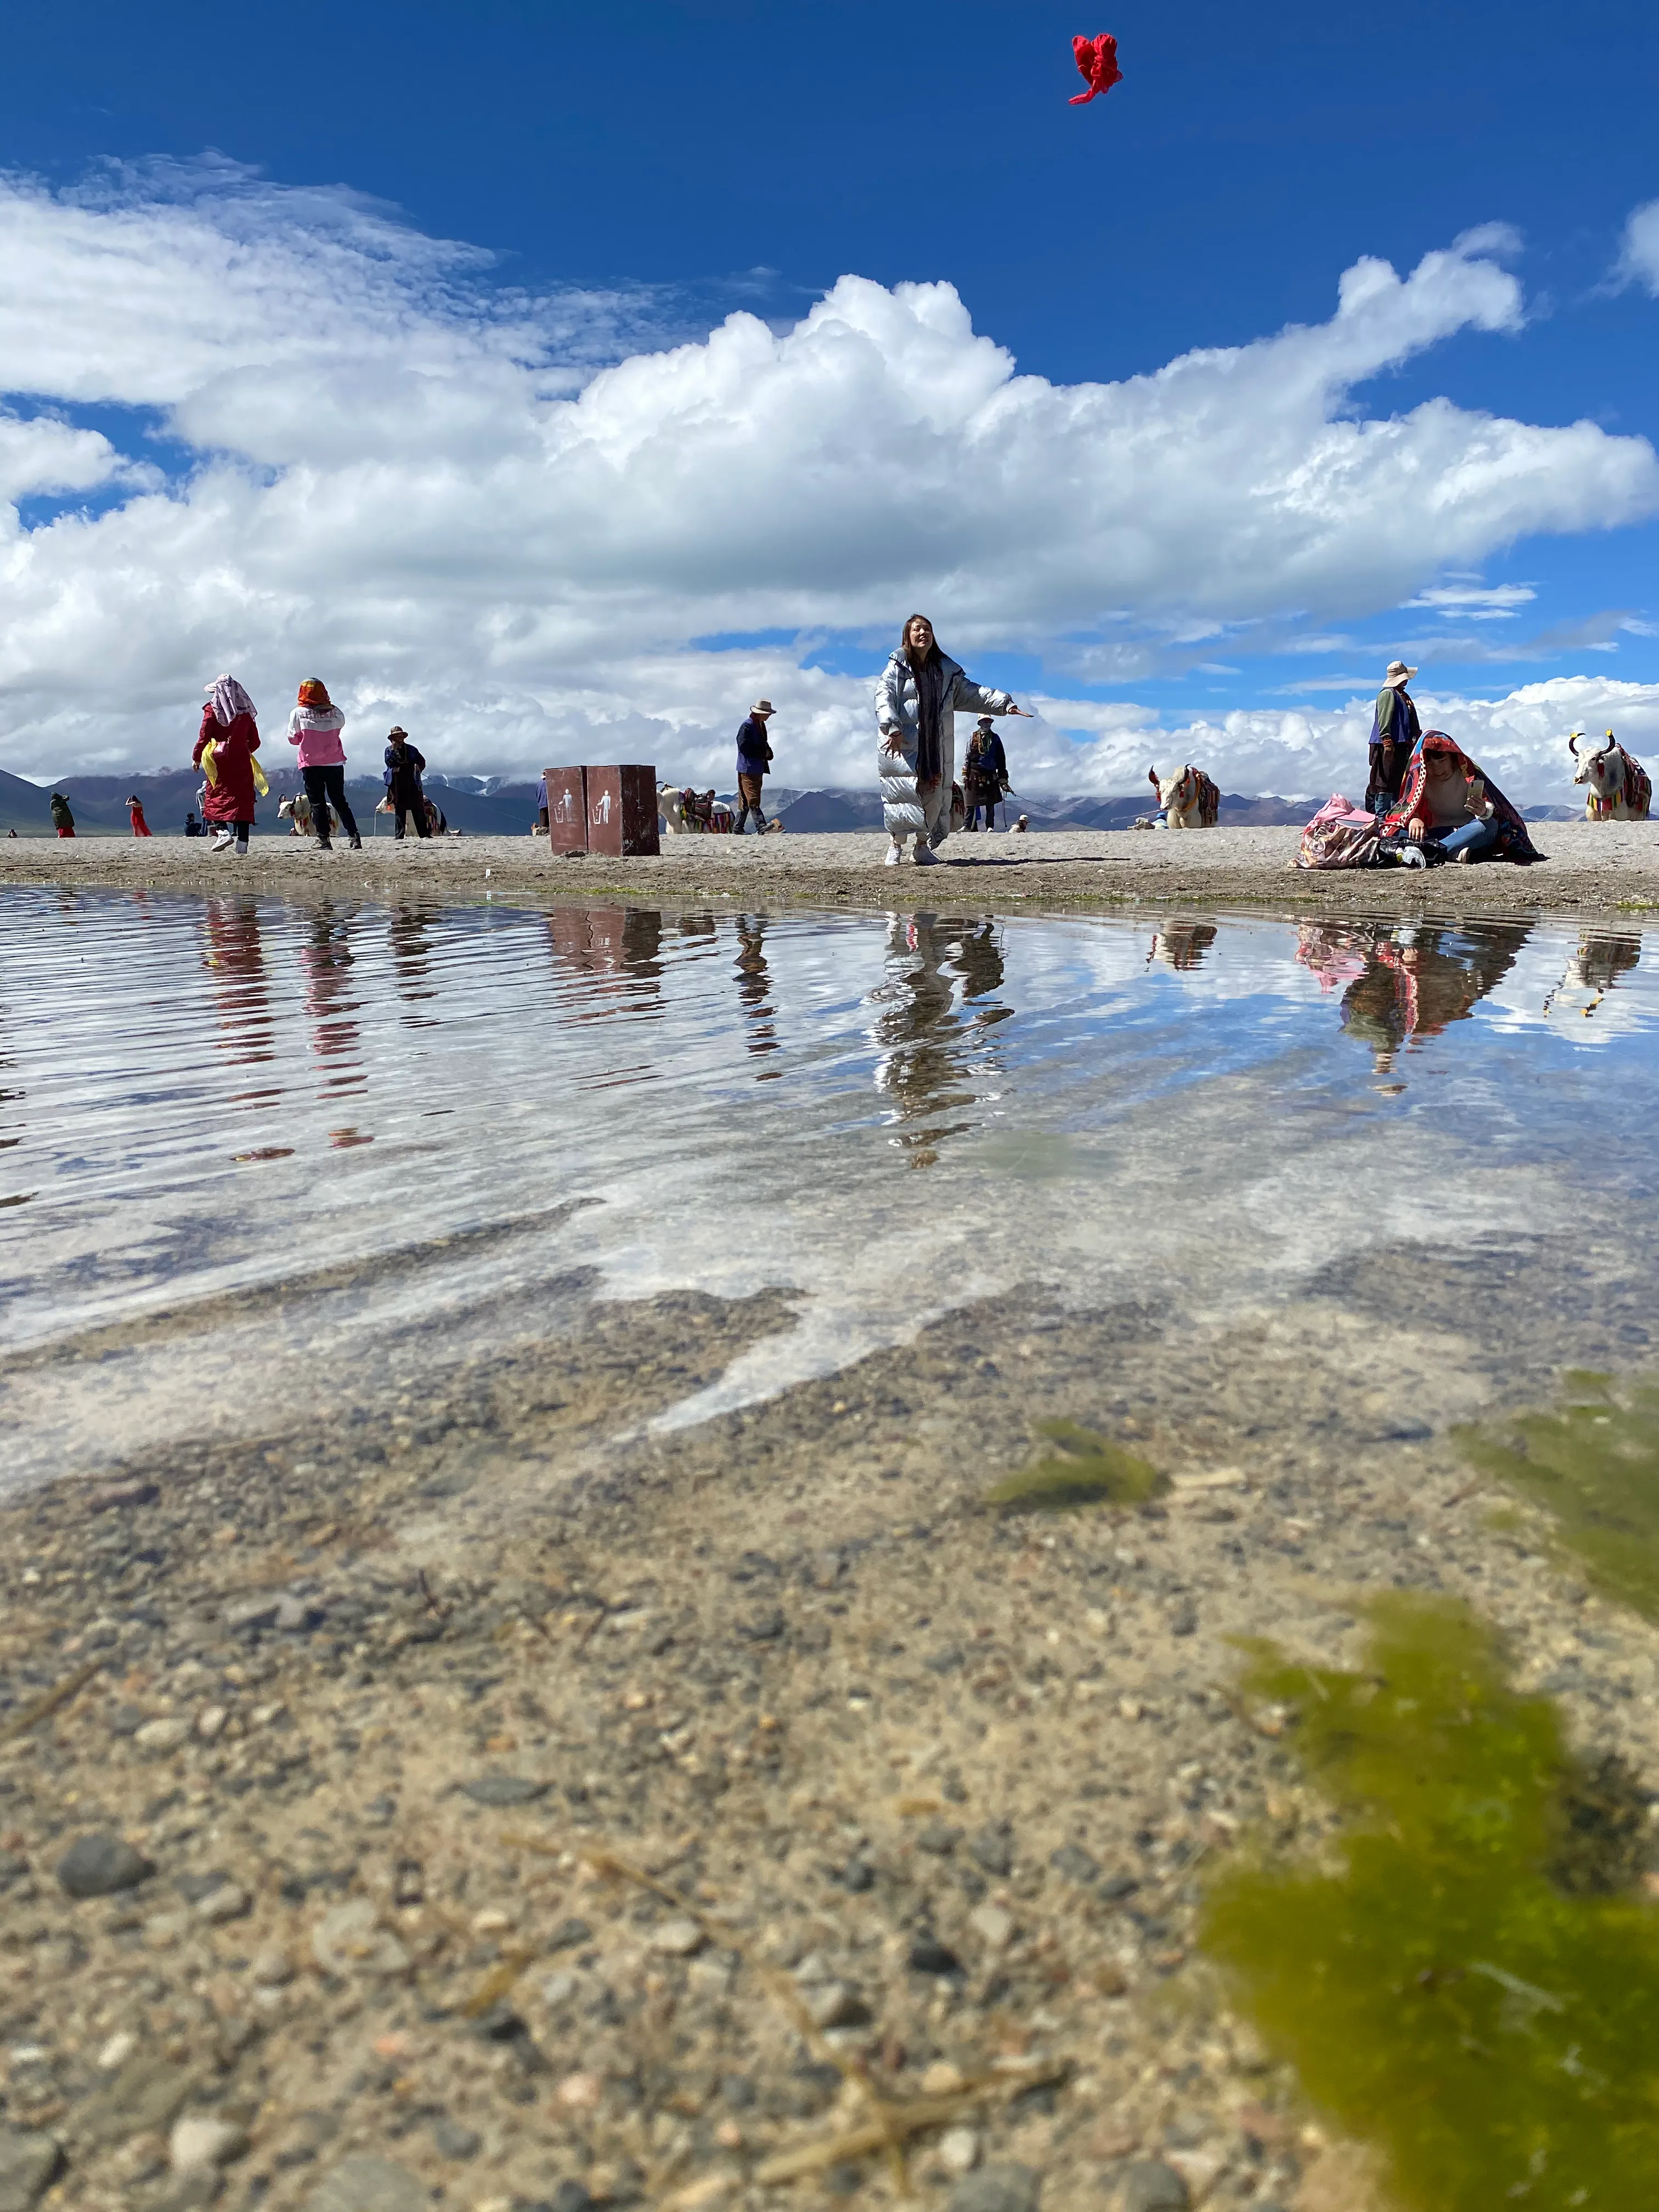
{"left": 1367, "top": 661, "right": 1421, "bottom": 815}
{"left": 734, "top": 699, "right": 775, "bottom": 834}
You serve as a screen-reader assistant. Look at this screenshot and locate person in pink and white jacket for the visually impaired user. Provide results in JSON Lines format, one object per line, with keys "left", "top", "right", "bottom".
{"left": 286, "top": 679, "right": 362, "bottom": 851}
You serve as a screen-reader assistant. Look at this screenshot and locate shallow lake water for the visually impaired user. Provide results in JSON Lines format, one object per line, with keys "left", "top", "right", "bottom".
{"left": 4, "top": 888, "right": 1659, "bottom": 1492}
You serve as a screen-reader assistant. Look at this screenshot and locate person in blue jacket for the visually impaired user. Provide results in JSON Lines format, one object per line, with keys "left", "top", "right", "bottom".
{"left": 734, "top": 699, "right": 775, "bottom": 833}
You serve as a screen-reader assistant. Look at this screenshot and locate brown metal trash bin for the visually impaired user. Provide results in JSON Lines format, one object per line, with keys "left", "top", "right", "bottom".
{"left": 541, "top": 765, "right": 660, "bottom": 856}
{"left": 544, "top": 766, "right": 587, "bottom": 853}
{"left": 583, "top": 764, "right": 661, "bottom": 857}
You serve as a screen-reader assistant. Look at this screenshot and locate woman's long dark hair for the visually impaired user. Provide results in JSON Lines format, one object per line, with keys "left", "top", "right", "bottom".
{"left": 901, "top": 614, "right": 942, "bottom": 671}
{"left": 900, "top": 616, "right": 949, "bottom": 787}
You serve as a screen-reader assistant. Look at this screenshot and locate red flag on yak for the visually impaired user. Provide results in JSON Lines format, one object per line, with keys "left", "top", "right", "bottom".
{"left": 1070, "top": 32, "right": 1122, "bottom": 105}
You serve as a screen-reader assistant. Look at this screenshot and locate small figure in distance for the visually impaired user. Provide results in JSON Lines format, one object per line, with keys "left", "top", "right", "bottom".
{"left": 287, "top": 679, "right": 363, "bottom": 852}
{"left": 184, "top": 808, "right": 202, "bottom": 838}
{"left": 127, "top": 792, "right": 153, "bottom": 837}
{"left": 49, "top": 791, "right": 75, "bottom": 839}
{"left": 735, "top": 699, "right": 774, "bottom": 835}
{"left": 384, "top": 727, "right": 431, "bottom": 840}
{"left": 1367, "top": 661, "right": 1420, "bottom": 816}
{"left": 963, "top": 717, "right": 1010, "bottom": 831}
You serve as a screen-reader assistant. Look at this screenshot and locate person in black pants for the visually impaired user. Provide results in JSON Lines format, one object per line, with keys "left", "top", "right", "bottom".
{"left": 286, "top": 679, "right": 363, "bottom": 851}
{"left": 384, "top": 728, "right": 431, "bottom": 838}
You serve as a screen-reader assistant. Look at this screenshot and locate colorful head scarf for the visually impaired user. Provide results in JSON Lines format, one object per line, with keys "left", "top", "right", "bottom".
{"left": 205, "top": 676, "right": 257, "bottom": 727}
{"left": 297, "top": 679, "right": 330, "bottom": 708}
{"left": 1379, "top": 731, "right": 1539, "bottom": 863}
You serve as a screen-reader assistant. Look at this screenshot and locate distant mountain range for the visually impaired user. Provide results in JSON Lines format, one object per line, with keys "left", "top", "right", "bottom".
{"left": 0, "top": 766, "right": 1583, "bottom": 838}
{"left": 0, "top": 766, "right": 545, "bottom": 839}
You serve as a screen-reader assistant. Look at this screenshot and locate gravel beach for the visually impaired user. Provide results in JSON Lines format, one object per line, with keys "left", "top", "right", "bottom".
{"left": 7, "top": 820, "right": 1659, "bottom": 917}
{"left": 5, "top": 1255, "right": 1659, "bottom": 2211}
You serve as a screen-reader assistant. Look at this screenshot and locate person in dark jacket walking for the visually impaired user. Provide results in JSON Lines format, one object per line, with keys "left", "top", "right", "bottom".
{"left": 733, "top": 699, "right": 774, "bottom": 833}
{"left": 49, "top": 792, "right": 75, "bottom": 838}
{"left": 1367, "top": 661, "right": 1421, "bottom": 815}
{"left": 384, "top": 728, "right": 430, "bottom": 839}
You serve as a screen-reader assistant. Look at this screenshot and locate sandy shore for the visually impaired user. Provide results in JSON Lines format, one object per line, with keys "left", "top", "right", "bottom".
{"left": 5, "top": 820, "right": 1659, "bottom": 916}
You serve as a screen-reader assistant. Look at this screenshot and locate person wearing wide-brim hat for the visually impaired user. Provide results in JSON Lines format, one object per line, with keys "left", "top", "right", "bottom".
{"left": 734, "top": 698, "right": 775, "bottom": 836}
{"left": 1367, "top": 661, "right": 1421, "bottom": 815}
{"left": 383, "top": 726, "right": 431, "bottom": 840}
{"left": 964, "top": 715, "right": 1011, "bottom": 831}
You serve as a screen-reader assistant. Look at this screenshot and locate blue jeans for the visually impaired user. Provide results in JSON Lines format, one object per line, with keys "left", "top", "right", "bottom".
{"left": 1428, "top": 815, "right": 1499, "bottom": 862}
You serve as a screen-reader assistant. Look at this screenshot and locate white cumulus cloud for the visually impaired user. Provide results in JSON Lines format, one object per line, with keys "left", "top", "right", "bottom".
{"left": 0, "top": 162, "right": 1656, "bottom": 796}
{"left": 1618, "top": 199, "right": 1659, "bottom": 295}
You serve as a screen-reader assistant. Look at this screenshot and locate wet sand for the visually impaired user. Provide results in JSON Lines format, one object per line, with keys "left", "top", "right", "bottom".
{"left": 7, "top": 819, "right": 1659, "bottom": 916}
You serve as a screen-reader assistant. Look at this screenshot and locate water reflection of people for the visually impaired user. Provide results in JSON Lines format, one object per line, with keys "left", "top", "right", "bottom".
{"left": 1544, "top": 933, "right": 1641, "bottom": 1023}
{"left": 734, "top": 915, "right": 780, "bottom": 1071}
{"left": 1297, "top": 919, "right": 1531, "bottom": 1079}
{"left": 388, "top": 905, "right": 437, "bottom": 1014}
{"left": 1148, "top": 921, "right": 1218, "bottom": 972}
{"left": 871, "top": 913, "right": 1008, "bottom": 1166}
{"left": 300, "top": 904, "right": 365, "bottom": 1095}
{"left": 200, "top": 896, "right": 276, "bottom": 1094}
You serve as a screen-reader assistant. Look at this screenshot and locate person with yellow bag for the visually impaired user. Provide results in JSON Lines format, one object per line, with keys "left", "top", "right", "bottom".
{"left": 193, "top": 676, "right": 266, "bottom": 856}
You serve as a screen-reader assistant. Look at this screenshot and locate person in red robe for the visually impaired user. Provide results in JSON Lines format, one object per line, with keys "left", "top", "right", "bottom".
{"left": 193, "top": 676, "right": 262, "bottom": 856}
{"left": 127, "top": 793, "right": 153, "bottom": 837}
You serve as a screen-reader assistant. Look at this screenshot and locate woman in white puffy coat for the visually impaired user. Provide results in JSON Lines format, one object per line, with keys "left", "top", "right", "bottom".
{"left": 875, "top": 615, "right": 1025, "bottom": 865}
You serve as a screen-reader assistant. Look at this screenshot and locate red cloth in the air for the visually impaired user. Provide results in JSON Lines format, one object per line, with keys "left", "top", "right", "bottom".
{"left": 1070, "top": 32, "right": 1122, "bottom": 104}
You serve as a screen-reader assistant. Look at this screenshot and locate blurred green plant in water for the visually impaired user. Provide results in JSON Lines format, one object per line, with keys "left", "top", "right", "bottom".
{"left": 984, "top": 1419, "right": 1164, "bottom": 1512}
{"left": 1204, "top": 1595, "right": 1659, "bottom": 2210}
{"left": 1454, "top": 1369, "right": 1659, "bottom": 1620}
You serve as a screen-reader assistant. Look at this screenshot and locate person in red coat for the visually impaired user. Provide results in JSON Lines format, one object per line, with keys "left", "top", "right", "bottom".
{"left": 193, "top": 676, "right": 262, "bottom": 855}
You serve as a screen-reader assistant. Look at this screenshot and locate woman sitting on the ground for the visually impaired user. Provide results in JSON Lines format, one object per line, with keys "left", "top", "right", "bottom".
{"left": 1380, "top": 731, "right": 1539, "bottom": 866}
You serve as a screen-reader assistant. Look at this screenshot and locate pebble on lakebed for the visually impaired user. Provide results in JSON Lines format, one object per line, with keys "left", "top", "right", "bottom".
{"left": 2, "top": 1285, "right": 1657, "bottom": 2208}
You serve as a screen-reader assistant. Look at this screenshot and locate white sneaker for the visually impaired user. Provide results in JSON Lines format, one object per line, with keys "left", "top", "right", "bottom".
{"left": 912, "top": 843, "right": 938, "bottom": 867}
{"left": 210, "top": 830, "right": 234, "bottom": 852}
{"left": 884, "top": 843, "right": 904, "bottom": 867}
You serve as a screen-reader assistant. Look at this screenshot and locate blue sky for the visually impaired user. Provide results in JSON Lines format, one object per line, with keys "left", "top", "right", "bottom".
{"left": 0, "top": 0, "right": 1656, "bottom": 789}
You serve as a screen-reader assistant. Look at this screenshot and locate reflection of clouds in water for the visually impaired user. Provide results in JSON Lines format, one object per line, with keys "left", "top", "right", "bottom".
{"left": 7, "top": 891, "right": 1659, "bottom": 1486}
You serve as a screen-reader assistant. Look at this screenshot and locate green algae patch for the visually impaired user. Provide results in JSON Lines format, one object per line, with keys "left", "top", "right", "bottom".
{"left": 1454, "top": 1370, "right": 1659, "bottom": 1621}
{"left": 1204, "top": 1595, "right": 1659, "bottom": 2211}
{"left": 984, "top": 1419, "right": 1164, "bottom": 1512}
